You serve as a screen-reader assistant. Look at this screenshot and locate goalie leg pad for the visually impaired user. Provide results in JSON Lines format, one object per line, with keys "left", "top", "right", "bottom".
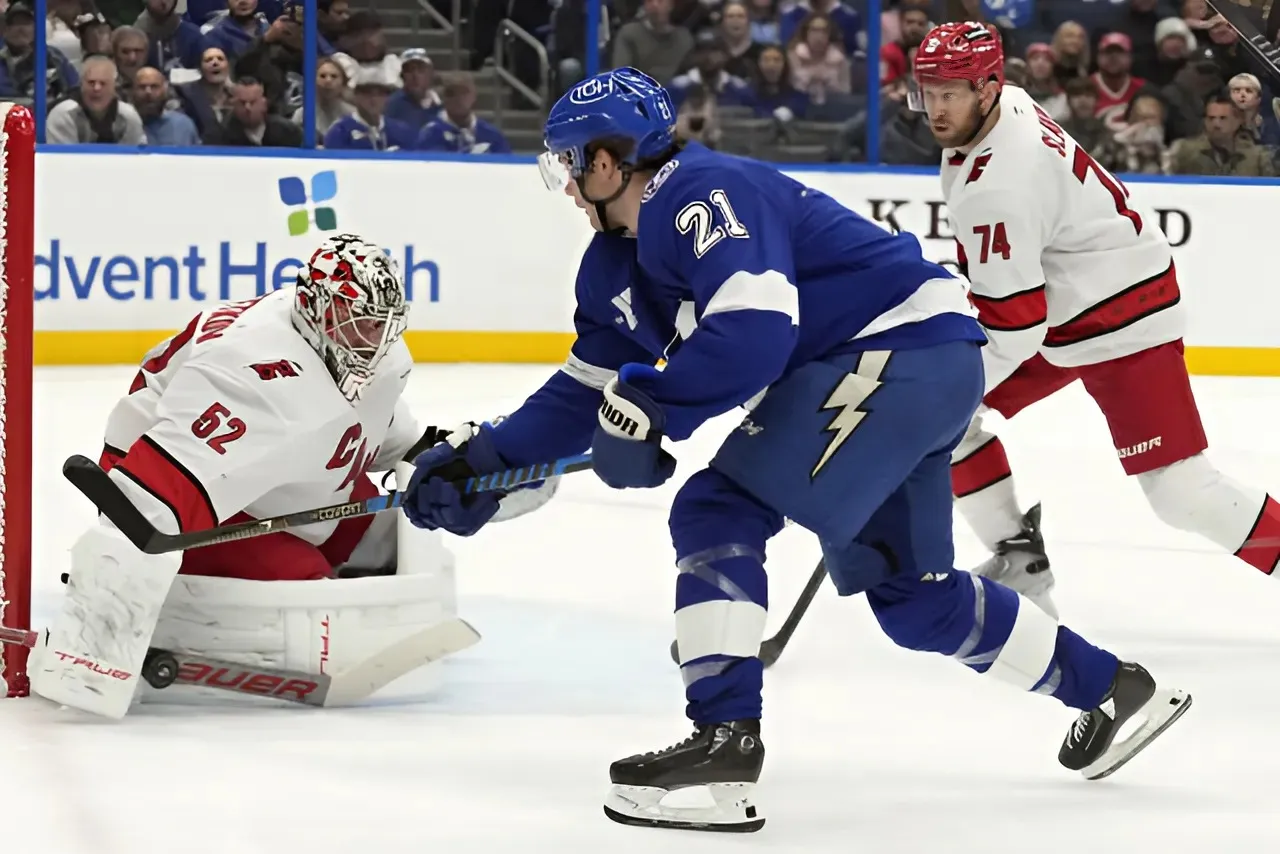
{"left": 31, "top": 525, "right": 182, "bottom": 719}
{"left": 147, "top": 517, "right": 459, "bottom": 707}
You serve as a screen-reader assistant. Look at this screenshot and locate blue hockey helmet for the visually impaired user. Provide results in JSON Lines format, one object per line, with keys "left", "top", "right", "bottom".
{"left": 538, "top": 68, "right": 676, "bottom": 191}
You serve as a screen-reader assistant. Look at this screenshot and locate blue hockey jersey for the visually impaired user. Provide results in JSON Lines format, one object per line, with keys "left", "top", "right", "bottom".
{"left": 489, "top": 143, "right": 982, "bottom": 467}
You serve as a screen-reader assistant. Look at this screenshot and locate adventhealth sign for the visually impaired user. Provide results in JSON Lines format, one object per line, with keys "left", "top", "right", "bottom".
{"left": 37, "top": 161, "right": 438, "bottom": 304}
{"left": 35, "top": 239, "right": 440, "bottom": 303}
{"left": 29, "top": 150, "right": 1280, "bottom": 374}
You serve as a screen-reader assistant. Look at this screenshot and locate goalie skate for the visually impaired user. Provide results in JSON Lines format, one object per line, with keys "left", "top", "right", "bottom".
{"left": 603, "top": 720, "right": 765, "bottom": 833}
{"left": 1059, "top": 661, "right": 1192, "bottom": 781}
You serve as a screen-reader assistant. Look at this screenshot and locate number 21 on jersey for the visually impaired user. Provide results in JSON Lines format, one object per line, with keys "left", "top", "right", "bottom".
{"left": 676, "top": 190, "right": 750, "bottom": 258}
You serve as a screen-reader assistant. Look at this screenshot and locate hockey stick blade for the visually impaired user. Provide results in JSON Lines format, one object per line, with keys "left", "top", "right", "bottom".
{"left": 62, "top": 452, "right": 594, "bottom": 555}
{"left": 668, "top": 559, "right": 827, "bottom": 669}
{"left": 169, "top": 619, "right": 480, "bottom": 707}
{"left": 4, "top": 619, "right": 481, "bottom": 708}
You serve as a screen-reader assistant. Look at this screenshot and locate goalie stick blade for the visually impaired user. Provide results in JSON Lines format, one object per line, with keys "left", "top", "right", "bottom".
{"left": 144, "top": 619, "right": 481, "bottom": 708}
{"left": 62, "top": 454, "right": 165, "bottom": 553}
{"left": 322, "top": 618, "right": 482, "bottom": 707}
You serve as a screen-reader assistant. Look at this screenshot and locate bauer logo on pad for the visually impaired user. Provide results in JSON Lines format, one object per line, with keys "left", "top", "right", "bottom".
{"left": 278, "top": 170, "right": 339, "bottom": 237}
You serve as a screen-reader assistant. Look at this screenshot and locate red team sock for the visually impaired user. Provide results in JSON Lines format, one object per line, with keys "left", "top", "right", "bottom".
{"left": 1234, "top": 494, "right": 1280, "bottom": 575}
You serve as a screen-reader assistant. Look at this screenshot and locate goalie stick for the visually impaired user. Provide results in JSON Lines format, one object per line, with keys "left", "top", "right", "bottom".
{"left": 668, "top": 560, "right": 828, "bottom": 668}
{"left": 1, "top": 618, "right": 481, "bottom": 707}
{"left": 62, "top": 451, "right": 594, "bottom": 555}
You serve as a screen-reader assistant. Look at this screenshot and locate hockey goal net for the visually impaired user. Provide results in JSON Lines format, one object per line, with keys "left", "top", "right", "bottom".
{"left": 0, "top": 104, "right": 35, "bottom": 698}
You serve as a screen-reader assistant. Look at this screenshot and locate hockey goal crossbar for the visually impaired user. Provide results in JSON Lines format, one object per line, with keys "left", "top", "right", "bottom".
{"left": 61, "top": 452, "right": 594, "bottom": 555}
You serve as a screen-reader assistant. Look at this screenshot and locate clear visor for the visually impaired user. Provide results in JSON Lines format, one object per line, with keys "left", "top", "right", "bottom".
{"left": 537, "top": 151, "right": 573, "bottom": 192}
{"left": 906, "top": 75, "right": 927, "bottom": 112}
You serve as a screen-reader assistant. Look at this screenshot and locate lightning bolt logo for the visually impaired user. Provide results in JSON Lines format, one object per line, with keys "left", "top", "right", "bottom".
{"left": 811, "top": 353, "right": 889, "bottom": 479}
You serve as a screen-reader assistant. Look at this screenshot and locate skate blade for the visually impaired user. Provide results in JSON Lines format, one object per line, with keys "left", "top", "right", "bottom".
{"left": 603, "top": 783, "right": 765, "bottom": 833}
{"left": 1082, "top": 688, "right": 1193, "bottom": 781}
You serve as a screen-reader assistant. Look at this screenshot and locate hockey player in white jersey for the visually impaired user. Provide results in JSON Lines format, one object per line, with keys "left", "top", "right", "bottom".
{"left": 912, "top": 23, "right": 1280, "bottom": 617}
{"left": 30, "top": 233, "right": 552, "bottom": 717}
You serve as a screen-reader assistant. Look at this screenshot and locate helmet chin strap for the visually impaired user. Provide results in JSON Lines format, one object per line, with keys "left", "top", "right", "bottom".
{"left": 955, "top": 84, "right": 1002, "bottom": 150}
{"left": 577, "top": 166, "right": 634, "bottom": 236}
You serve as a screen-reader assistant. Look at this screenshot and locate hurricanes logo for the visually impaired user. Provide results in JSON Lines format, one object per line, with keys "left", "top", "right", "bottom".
{"left": 278, "top": 170, "right": 339, "bottom": 236}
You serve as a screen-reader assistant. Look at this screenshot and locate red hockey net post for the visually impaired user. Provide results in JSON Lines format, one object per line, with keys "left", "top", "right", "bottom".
{"left": 0, "top": 104, "right": 34, "bottom": 698}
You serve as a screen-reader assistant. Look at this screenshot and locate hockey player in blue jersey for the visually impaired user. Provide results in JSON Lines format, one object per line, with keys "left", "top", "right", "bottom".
{"left": 402, "top": 69, "right": 1191, "bottom": 832}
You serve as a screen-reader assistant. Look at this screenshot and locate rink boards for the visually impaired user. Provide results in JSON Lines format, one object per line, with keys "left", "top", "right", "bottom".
{"left": 30, "top": 149, "right": 1279, "bottom": 374}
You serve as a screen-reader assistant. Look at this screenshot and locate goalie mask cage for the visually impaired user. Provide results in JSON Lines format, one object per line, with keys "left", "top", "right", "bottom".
{"left": 0, "top": 104, "right": 34, "bottom": 698}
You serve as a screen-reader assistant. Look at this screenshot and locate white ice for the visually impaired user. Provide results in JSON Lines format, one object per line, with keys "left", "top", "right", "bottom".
{"left": 4, "top": 364, "right": 1280, "bottom": 854}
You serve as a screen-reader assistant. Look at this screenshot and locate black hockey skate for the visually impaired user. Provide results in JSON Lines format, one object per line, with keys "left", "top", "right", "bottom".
{"left": 1058, "top": 661, "right": 1192, "bottom": 781}
{"left": 603, "top": 719, "right": 765, "bottom": 832}
{"left": 971, "top": 503, "right": 1058, "bottom": 617}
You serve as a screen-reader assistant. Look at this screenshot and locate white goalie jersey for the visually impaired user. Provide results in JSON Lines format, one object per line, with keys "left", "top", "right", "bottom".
{"left": 101, "top": 288, "right": 420, "bottom": 541}
{"left": 942, "top": 85, "right": 1184, "bottom": 394}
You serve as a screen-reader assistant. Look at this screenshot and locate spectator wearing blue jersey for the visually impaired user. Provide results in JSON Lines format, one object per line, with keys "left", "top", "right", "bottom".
{"left": 668, "top": 39, "right": 755, "bottom": 109}
{"left": 205, "top": 0, "right": 269, "bottom": 60}
{"left": 747, "top": 0, "right": 781, "bottom": 44}
{"left": 416, "top": 74, "right": 511, "bottom": 154}
{"left": 133, "top": 66, "right": 202, "bottom": 144}
{"left": 0, "top": 2, "right": 78, "bottom": 102}
{"left": 189, "top": 0, "right": 281, "bottom": 26}
{"left": 779, "top": 0, "right": 861, "bottom": 55}
{"left": 325, "top": 67, "right": 416, "bottom": 151}
{"left": 317, "top": 0, "right": 350, "bottom": 45}
{"left": 138, "top": 0, "right": 208, "bottom": 72}
{"left": 385, "top": 48, "right": 443, "bottom": 131}
{"left": 748, "top": 43, "right": 807, "bottom": 121}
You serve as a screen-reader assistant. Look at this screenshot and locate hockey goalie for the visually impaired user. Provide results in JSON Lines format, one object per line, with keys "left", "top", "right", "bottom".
{"left": 30, "top": 233, "right": 555, "bottom": 718}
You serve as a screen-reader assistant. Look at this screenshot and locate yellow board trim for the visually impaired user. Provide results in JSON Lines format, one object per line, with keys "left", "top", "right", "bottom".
{"left": 29, "top": 331, "right": 1280, "bottom": 377}
{"left": 34, "top": 330, "right": 579, "bottom": 366}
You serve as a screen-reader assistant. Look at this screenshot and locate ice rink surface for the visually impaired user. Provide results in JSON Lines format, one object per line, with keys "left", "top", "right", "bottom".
{"left": 4, "top": 363, "right": 1280, "bottom": 854}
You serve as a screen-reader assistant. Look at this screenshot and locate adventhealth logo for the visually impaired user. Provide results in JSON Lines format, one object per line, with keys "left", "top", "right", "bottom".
{"left": 278, "top": 170, "right": 338, "bottom": 236}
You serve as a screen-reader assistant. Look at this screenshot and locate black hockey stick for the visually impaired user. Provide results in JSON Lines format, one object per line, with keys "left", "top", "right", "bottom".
{"left": 62, "top": 451, "right": 593, "bottom": 555}
{"left": 668, "top": 560, "right": 827, "bottom": 668}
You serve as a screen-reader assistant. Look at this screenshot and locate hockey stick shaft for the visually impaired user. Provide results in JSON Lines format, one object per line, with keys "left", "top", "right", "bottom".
{"left": 61, "top": 452, "right": 593, "bottom": 555}
{"left": 669, "top": 558, "right": 827, "bottom": 668}
{"left": 758, "top": 559, "right": 826, "bottom": 667}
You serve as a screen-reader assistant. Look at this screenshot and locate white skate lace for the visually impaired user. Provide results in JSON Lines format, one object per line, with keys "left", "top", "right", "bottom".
{"left": 1066, "top": 712, "right": 1092, "bottom": 747}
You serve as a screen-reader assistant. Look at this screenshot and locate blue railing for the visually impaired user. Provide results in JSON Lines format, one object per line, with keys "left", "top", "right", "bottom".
{"left": 22, "top": 0, "right": 1280, "bottom": 187}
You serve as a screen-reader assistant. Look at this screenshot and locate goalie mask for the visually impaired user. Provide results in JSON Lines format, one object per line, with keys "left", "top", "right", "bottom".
{"left": 293, "top": 234, "right": 409, "bottom": 403}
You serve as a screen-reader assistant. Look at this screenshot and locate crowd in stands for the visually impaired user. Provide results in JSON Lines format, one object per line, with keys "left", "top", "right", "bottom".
{"left": 525, "top": 0, "right": 1280, "bottom": 176}
{"left": 7, "top": 0, "right": 511, "bottom": 152}
{"left": 4, "top": 0, "right": 1279, "bottom": 176}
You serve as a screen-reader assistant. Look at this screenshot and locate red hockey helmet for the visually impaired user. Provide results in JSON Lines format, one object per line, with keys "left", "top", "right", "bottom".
{"left": 909, "top": 22, "right": 1004, "bottom": 111}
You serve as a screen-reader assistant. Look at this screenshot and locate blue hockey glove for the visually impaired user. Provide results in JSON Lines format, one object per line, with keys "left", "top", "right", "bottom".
{"left": 403, "top": 422, "right": 504, "bottom": 536}
{"left": 591, "top": 365, "right": 676, "bottom": 489}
